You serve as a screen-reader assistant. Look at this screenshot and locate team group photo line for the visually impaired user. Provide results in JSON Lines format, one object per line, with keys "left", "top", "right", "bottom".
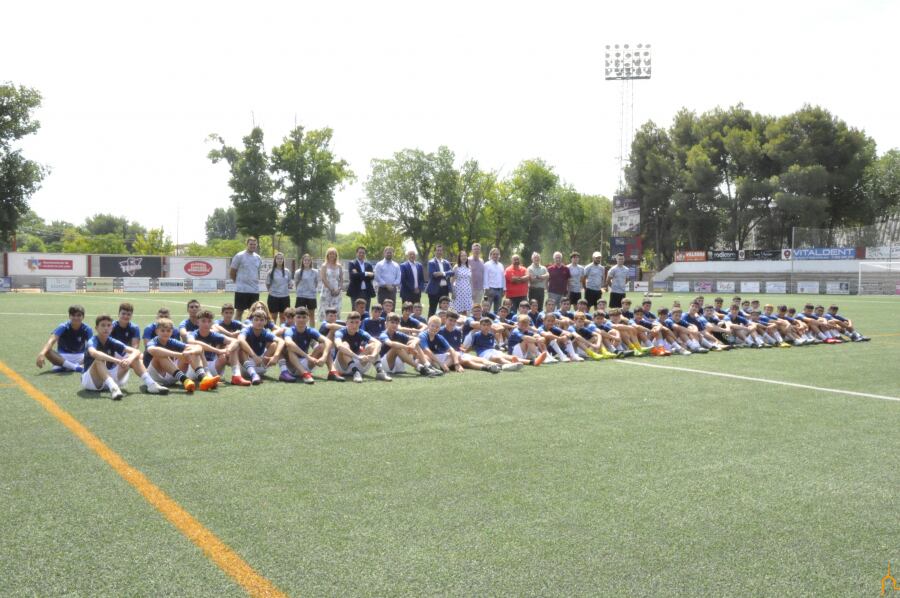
{"left": 36, "top": 237, "right": 871, "bottom": 398}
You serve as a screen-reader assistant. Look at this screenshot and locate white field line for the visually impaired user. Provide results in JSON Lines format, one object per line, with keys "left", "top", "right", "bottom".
{"left": 615, "top": 359, "right": 900, "bottom": 402}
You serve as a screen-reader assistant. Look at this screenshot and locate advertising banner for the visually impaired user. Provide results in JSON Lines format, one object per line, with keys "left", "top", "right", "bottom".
{"left": 864, "top": 245, "right": 900, "bottom": 260}
{"left": 611, "top": 236, "right": 643, "bottom": 263}
{"left": 224, "top": 281, "right": 237, "bottom": 292}
{"left": 168, "top": 257, "right": 228, "bottom": 279}
{"left": 633, "top": 281, "right": 649, "bottom": 292}
{"left": 674, "top": 251, "right": 707, "bottom": 263}
{"left": 693, "top": 280, "right": 713, "bottom": 293}
{"left": 652, "top": 281, "right": 668, "bottom": 292}
{"left": 612, "top": 196, "right": 641, "bottom": 236}
{"left": 8, "top": 253, "right": 88, "bottom": 276}
{"left": 673, "top": 281, "right": 690, "bottom": 292}
{"left": 192, "top": 279, "right": 219, "bottom": 292}
{"left": 99, "top": 255, "right": 163, "bottom": 278}
{"left": 45, "top": 277, "right": 78, "bottom": 292}
{"left": 122, "top": 277, "right": 151, "bottom": 292}
{"left": 740, "top": 281, "right": 761, "bottom": 293}
{"left": 158, "top": 278, "right": 186, "bottom": 292}
{"left": 765, "top": 281, "right": 787, "bottom": 294}
{"left": 792, "top": 247, "right": 856, "bottom": 260}
{"left": 825, "top": 281, "right": 850, "bottom": 295}
{"left": 741, "top": 249, "right": 781, "bottom": 261}
{"left": 85, "top": 277, "right": 115, "bottom": 292}
{"left": 796, "top": 281, "right": 821, "bottom": 294}
{"left": 716, "top": 281, "right": 735, "bottom": 292}
{"left": 708, "top": 250, "right": 738, "bottom": 261}
{"left": 0, "top": 277, "right": 11, "bottom": 292}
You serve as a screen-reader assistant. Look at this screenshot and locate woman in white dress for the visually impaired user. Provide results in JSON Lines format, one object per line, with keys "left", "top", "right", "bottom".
{"left": 451, "top": 249, "right": 473, "bottom": 315}
{"left": 318, "top": 247, "right": 344, "bottom": 321}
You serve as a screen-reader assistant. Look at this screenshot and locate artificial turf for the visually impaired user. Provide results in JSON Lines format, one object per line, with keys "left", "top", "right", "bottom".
{"left": 0, "top": 291, "right": 898, "bottom": 596}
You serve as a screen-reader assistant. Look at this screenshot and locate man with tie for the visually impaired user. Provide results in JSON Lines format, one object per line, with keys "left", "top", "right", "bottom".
{"left": 348, "top": 246, "right": 375, "bottom": 312}
{"left": 400, "top": 249, "right": 425, "bottom": 304}
{"left": 425, "top": 244, "right": 452, "bottom": 317}
{"left": 374, "top": 246, "right": 401, "bottom": 307}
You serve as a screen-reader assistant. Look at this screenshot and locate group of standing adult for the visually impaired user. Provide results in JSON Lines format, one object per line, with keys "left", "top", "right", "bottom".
{"left": 229, "top": 237, "right": 632, "bottom": 324}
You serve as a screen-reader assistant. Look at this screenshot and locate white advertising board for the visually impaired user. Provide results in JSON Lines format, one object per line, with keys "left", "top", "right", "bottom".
{"left": 9, "top": 253, "right": 88, "bottom": 276}
{"left": 122, "top": 277, "right": 151, "bottom": 292}
{"left": 716, "top": 281, "right": 735, "bottom": 292}
{"left": 168, "top": 257, "right": 228, "bottom": 279}
{"left": 45, "top": 277, "right": 78, "bottom": 292}
{"left": 740, "top": 281, "right": 760, "bottom": 293}
{"left": 672, "top": 281, "right": 690, "bottom": 292}
{"left": 633, "top": 281, "right": 649, "bottom": 292}
{"left": 796, "top": 281, "right": 820, "bottom": 294}
{"left": 192, "top": 279, "right": 219, "bottom": 292}
{"left": 825, "top": 281, "right": 850, "bottom": 295}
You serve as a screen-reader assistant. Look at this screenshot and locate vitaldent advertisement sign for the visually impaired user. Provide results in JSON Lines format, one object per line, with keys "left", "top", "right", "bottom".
{"left": 793, "top": 247, "right": 856, "bottom": 260}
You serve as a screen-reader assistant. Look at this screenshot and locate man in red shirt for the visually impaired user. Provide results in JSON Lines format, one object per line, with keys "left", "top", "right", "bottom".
{"left": 547, "top": 251, "right": 570, "bottom": 306}
{"left": 504, "top": 254, "right": 529, "bottom": 307}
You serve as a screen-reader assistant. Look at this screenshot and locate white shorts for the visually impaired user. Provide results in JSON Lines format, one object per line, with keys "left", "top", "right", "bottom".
{"left": 188, "top": 358, "right": 218, "bottom": 379}
{"left": 337, "top": 356, "right": 371, "bottom": 375}
{"left": 82, "top": 368, "right": 130, "bottom": 391}
{"left": 574, "top": 347, "right": 588, "bottom": 358}
{"left": 148, "top": 362, "right": 178, "bottom": 386}
{"left": 477, "top": 348, "right": 503, "bottom": 360}
{"left": 381, "top": 354, "right": 408, "bottom": 374}
{"left": 287, "top": 357, "right": 310, "bottom": 373}
{"left": 240, "top": 363, "right": 268, "bottom": 378}
{"left": 60, "top": 352, "right": 84, "bottom": 365}
{"left": 433, "top": 353, "right": 450, "bottom": 366}
{"left": 512, "top": 344, "right": 537, "bottom": 359}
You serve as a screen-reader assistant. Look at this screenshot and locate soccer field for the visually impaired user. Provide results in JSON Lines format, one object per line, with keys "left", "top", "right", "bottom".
{"left": 1, "top": 291, "right": 898, "bottom": 596}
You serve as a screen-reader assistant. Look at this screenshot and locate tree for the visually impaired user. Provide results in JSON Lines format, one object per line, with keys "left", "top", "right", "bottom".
{"left": 508, "top": 159, "right": 559, "bottom": 253}
{"left": 133, "top": 228, "right": 174, "bottom": 255}
{"left": 552, "top": 189, "right": 611, "bottom": 259}
{"left": 207, "top": 127, "right": 277, "bottom": 240}
{"left": 482, "top": 179, "right": 525, "bottom": 257}
{"left": 362, "top": 149, "right": 436, "bottom": 261}
{"left": 865, "top": 149, "right": 900, "bottom": 218}
{"left": 1, "top": 83, "right": 47, "bottom": 249}
{"left": 357, "top": 220, "right": 406, "bottom": 256}
{"left": 82, "top": 213, "right": 146, "bottom": 252}
{"left": 205, "top": 206, "right": 238, "bottom": 242}
{"left": 270, "top": 126, "right": 354, "bottom": 255}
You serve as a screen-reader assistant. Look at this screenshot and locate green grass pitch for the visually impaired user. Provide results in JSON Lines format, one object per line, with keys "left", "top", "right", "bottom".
{"left": 0, "top": 291, "right": 898, "bottom": 596}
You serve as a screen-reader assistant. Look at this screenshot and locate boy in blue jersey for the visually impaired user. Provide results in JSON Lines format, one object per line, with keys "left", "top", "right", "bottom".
{"left": 142, "top": 307, "right": 171, "bottom": 350}
{"left": 82, "top": 314, "right": 169, "bottom": 399}
{"left": 362, "top": 304, "right": 387, "bottom": 337}
{"left": 825, "top": 305, "right": 869, "bottom": 341}
{"left": 179, "top": 299, "right": 202, "bottom": 341}
{"left": 567, "top": 312, "right": 609, "bottom": 360}
{"left": 144, "top": 318, "right": 217, "bottom": 393}
{"left": 36, "top": 305, "right": 92, "bottom": 373}
{"left": 713, "top": 297, "right": 728, "bottom": 316}
{"left": 334, "top": 311, "right": 389, "bottom": 382}
{"left": 188, "top": 310, "right": 248, "bottom": 386}
{"left": 537, "top": 312, "right": 582, "bottom": 362}
{"left": 282, "top": 307, "right": 343, "bottom": 383}
{"left": 111, "top": 303, "right": 141, "bottom": 349}
{"left": 655, "top": 308, "right": 694, "bottom": 355}
{"left": 682, "top": 303, "right": 728, "bottom": 351}
{"left": 797, "top": 304, "right": 839, "bottom": 343}
{"left": 528, "top": 299, "right": 543, "bottom": 327}
{"left": 214, "top": 303, "right": 245, "bottom": 339}
{"left": 749, "top": 309, "right": 789, "bottom": 348}
{"left": 379, "top": 313, "right": 437, "bottom": 376}
{"left": 722, "top": 304, "right": 761, "bottom": 347}
{"left": 784, "top": 307, "right": 819, "bottom": 343}
{"left": 318, "top": 308, "right": 345, "bottom": 342}
{"left": 761, "top": 304, "right": 803, "bottom": 346}
{"left": 352, "top": 298, "right": 370, "bottom": 321}
{"left": 591, "top": 311, "right": 632, "bottom": 356}
{"left": 411, "top": 302, "right": 428, "bottom": 324}
{"left": 399, "top": 302, "right": 425, "bottom": 334}
{"left": 439, "top": 311, "right": 501, "bottom": 373}
{"left": 620, "top": 298, "right": 635, "bottom": 320}
{"left": 238, "top": 310, "right": 286, "bottom": 384}
{"left": 701, "top": 305, "right": 736, "bottom": 346}
{"left": 461, "top": 318, "right": 523, "bottom": 370}
{"left": 813, "top": 305, "right": 846, "bottom": 341}
{"left": 608, "top": 309, "right": 652, "bottom": 355}
{"left": 507, "top": 314, "right": 550, "bottom": 365}
{"left": 419, "top": 316, "right": 463, "bottom": 374}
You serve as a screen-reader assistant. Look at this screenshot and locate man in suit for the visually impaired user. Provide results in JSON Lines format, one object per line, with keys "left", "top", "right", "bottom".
{"left": 400, "top": 249, "right": 425, "bottom": 304}
{"left": 425, "top": 244, "right": 452, "bottom": 317}
{"left": 347, "top": 246, "right": 375, "bottom": 312}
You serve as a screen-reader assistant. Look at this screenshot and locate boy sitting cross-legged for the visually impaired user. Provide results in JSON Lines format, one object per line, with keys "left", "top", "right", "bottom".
{"left": 437, "top": 311, "right": 501, "bottom": 373}
{"left": 82, "top": 314, "right": 169, "bottom": 399}
{"left": 333, "top": 311, "right": 390, "bottom": 383}
{"left": 36, "top": 304, "right": 92, "bottom": 373}
{"left": 188, "top": 310, "right": 250, "bottom": 386}
{"left": 379, "top": 312, "right": 441, "bottom": 377}
{"left": 282, "top": 307, "right": 345, "bottom": 384}
{"left": 237, "top": 309, "right": 285, "bottom": 384}
{"left": 507, "top": 314, "right": 549, "bottom": 365}
{"left": 143, "top": 318, "right": 218, "bottom": 393}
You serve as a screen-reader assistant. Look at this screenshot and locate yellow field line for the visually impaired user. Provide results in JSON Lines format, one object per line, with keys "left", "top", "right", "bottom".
{"left": 0, "top": 361, "right": 287, "bottom": 598}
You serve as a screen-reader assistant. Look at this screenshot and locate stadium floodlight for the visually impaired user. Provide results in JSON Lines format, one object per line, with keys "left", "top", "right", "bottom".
{"left": 604, "top": 43, "right": 651, "bottom": 80}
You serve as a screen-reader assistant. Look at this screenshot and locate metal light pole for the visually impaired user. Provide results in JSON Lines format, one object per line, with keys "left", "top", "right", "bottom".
{"left": 605, "top": 43, "right": 652, "bottom": 187}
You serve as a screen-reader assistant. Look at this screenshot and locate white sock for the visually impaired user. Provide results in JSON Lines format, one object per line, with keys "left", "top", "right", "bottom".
{"left": 141, "top": 372, "right": 154, "bottom": 386}
{"left": 817, "top": 332, "right": 828, "bottom": 340}
{"left": 700, "top": 338, "right": 713, "bottom": 348}
{"left": 104, "top": 378, "right": 120, "bottom": 393}
{"left": 773, "top": 331, "right": 783, "bottom": 343}
{"left": 565, "top": 343, "right": 578, "bottom": 358}
{"left": 763, "top": 334, "right": 776, "bottom": 344}
{"left": 63, "top": 360, "right": 79, "bottom": 371}
{"left": 278, "top": 358, "right": 289, "bottom": 373}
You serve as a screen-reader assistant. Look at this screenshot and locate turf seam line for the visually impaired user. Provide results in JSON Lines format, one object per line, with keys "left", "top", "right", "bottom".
{"left": 0, "top": 360, "right": 288, "bottom": 598}
{"left": 614, "top": 359, "right": 900, "bottom": 402}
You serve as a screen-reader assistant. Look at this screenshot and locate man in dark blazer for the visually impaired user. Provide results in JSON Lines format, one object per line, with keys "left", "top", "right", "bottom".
{"left": 425, "top": 244, "right": 452, "bottom": 316}
{"left": 400, "top": 249, "right": 425, "bottom": 304}
{"left": 347, "top": 246, "right": 375, "bottom": 312}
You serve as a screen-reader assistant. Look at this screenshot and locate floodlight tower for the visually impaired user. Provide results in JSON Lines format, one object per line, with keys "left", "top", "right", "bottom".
{"left": 604, "top": 43, "right": 652, "bottom": 187}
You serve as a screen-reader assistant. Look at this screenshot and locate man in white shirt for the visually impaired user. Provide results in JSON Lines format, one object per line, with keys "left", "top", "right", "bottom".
{"left": 582, "top": 251, "right": 606, "bottom": 310}
{"left": 567, "top": 252, "right": 585, "bottom": 305}
{"left": 605, "top": 253, "right": 630, "bottom": 308}
{"left": 229, "top": 237, "right": 262, "bottom": 320}
{"left": 482, "top": 247, "right": 506, "bottom": 313}
{"left": 374, "top": 246, "right": 401, "bottom": 306}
